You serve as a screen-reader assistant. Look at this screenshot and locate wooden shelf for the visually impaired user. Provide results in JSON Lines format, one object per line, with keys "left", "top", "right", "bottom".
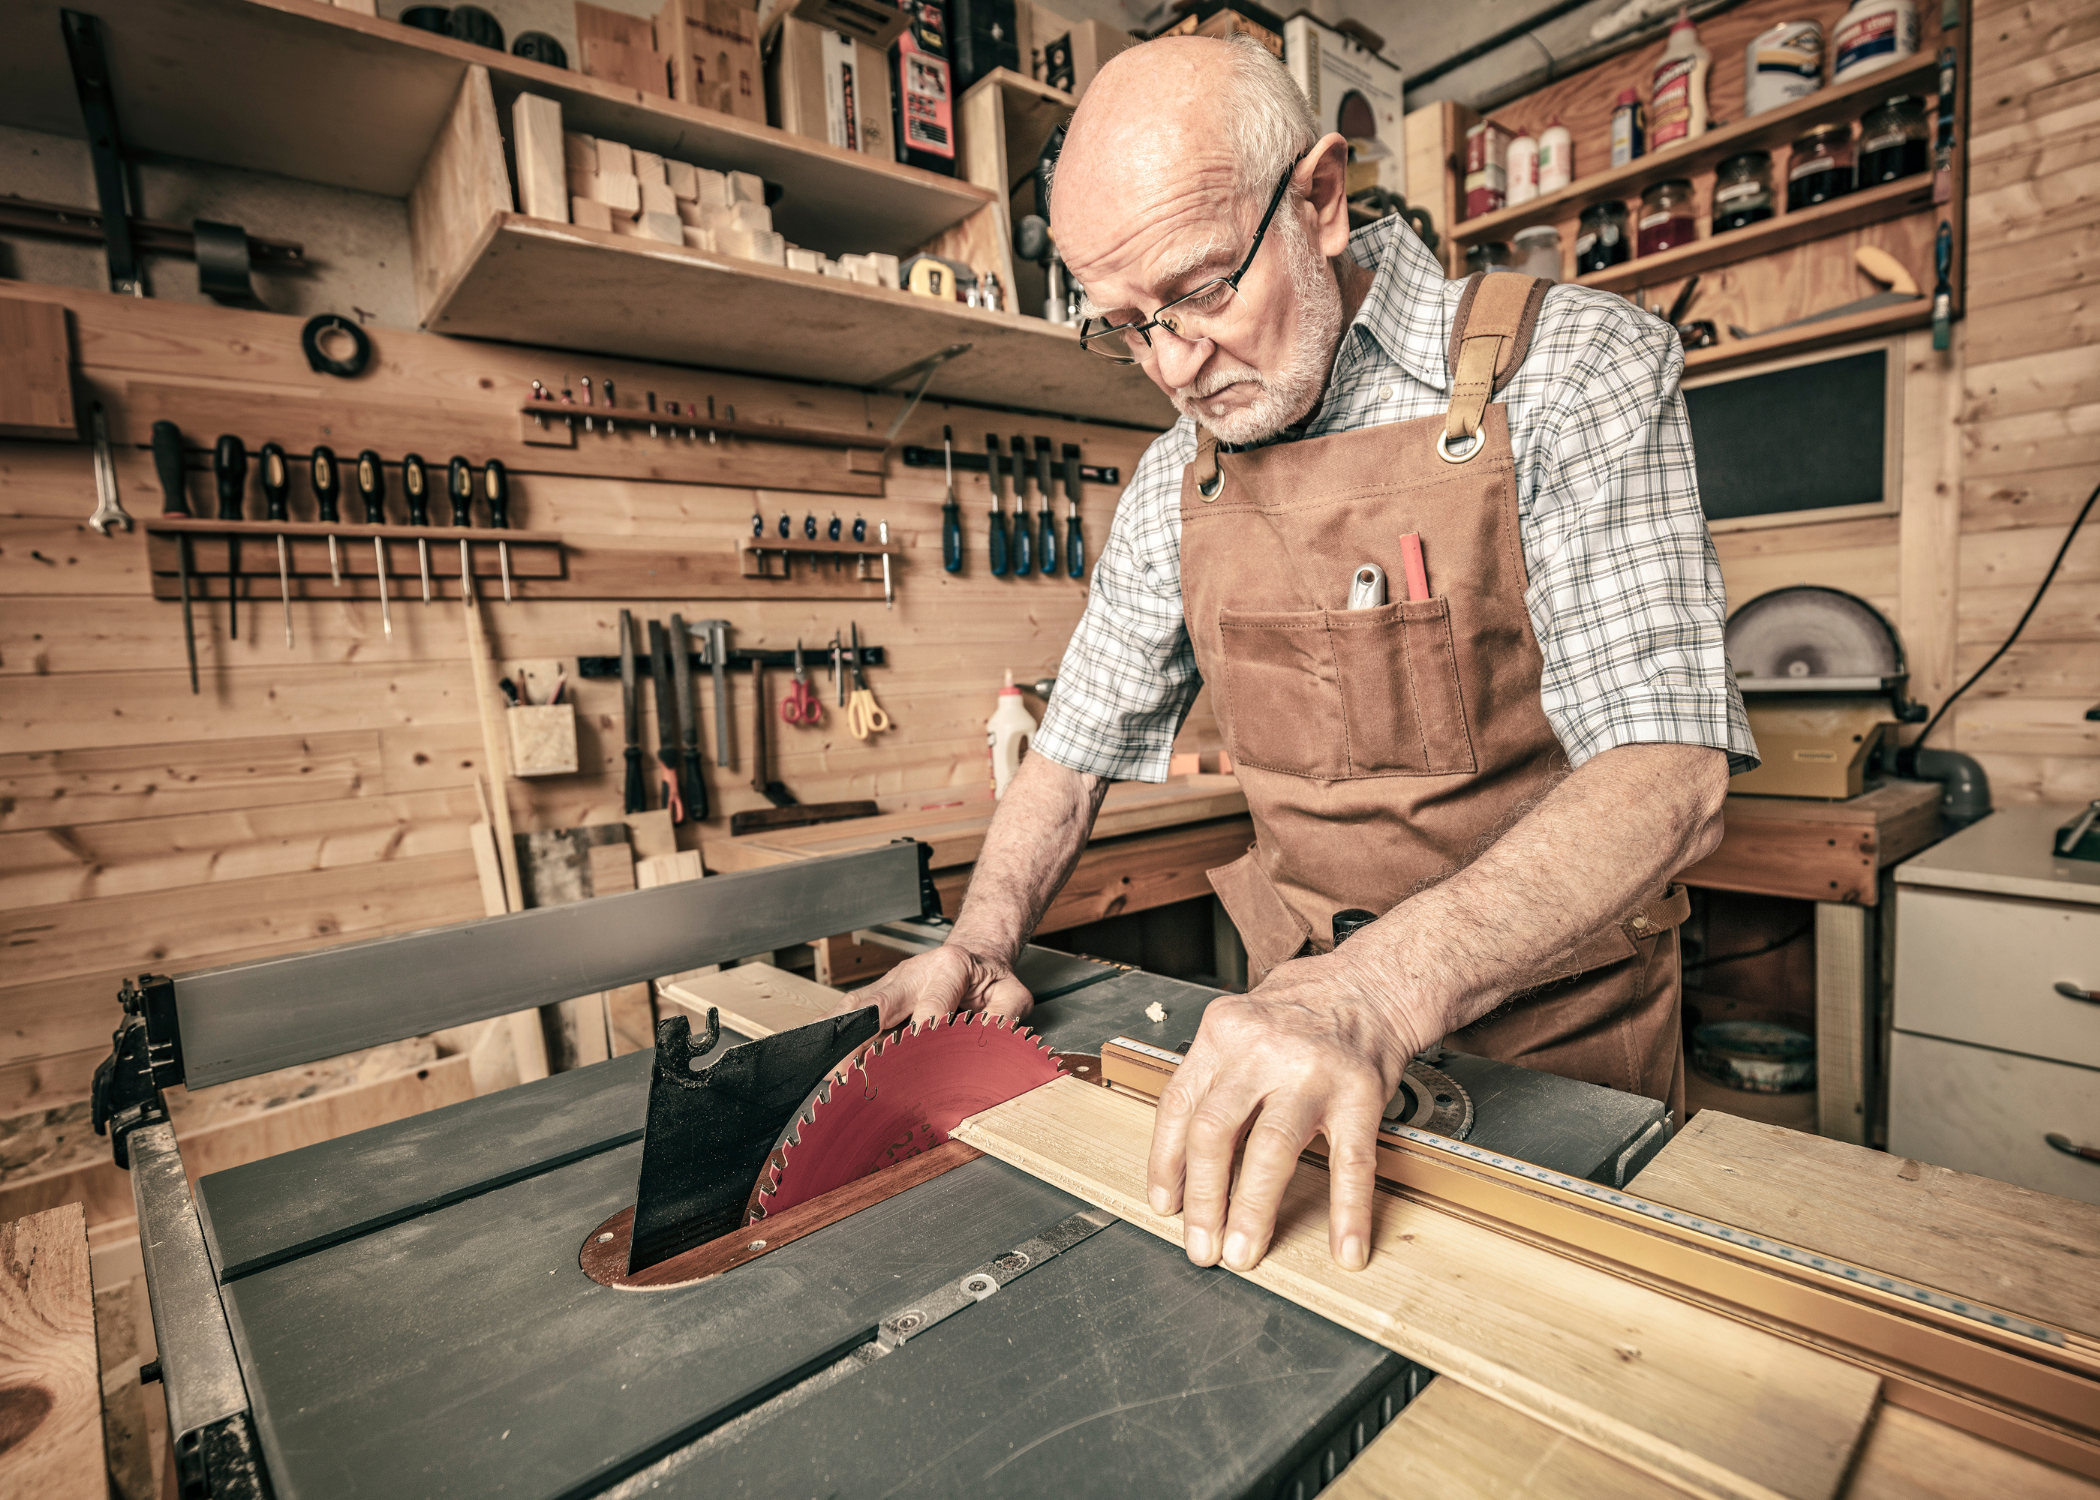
{"left": 425, "top": 214, "right": 1177, "bottom": 427}
{"left": 1680, "top": 298, "right": 1932, "bottom": 375}
{"left": 0, "top": 0, "right": 992, "bottom": 257}
{"left": 1452, "top": 54, "right": 1941, "bottom": 245}
{"left": 1578, "top": 175, "right": 1937, "bottom": 292}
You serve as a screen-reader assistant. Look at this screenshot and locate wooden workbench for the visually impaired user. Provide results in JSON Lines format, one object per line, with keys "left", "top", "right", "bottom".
{"left": 1680, "top": 780, "right": 1945, "bottom": 1145}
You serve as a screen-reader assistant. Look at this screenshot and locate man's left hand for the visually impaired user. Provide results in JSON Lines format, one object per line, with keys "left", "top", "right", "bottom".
{"left": 1145, "top": 951, "right": 1426, "bottom": 1273}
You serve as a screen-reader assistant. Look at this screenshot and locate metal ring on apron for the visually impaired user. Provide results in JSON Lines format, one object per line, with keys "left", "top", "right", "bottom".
{"left": 1437, "top": 429, "right": 1485, "bottom": 464}
{"left": 1196, "top": 467, "right": 1225, "bottom": 500}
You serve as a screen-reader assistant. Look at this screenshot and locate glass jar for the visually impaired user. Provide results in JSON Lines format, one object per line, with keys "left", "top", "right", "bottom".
{"left": 1713, "top": 151, "right": 1776, "bottom": 233}
{"left": 1637, "top": 179, "right": 1697, "bottom": 256}
{"left": 1787, "top": 124, "right": 1855, "bottom": 210}
{"left": 1575, "top": 201, "right": 1631, "bottom": 273}
{"left": 1858, "top": 95, "right": 1929, "bottom": 185}
{"left": 1465, "top": 240, "right": 1513, "bottom": 274}
{"left": 1513, "top": 224, "right": 1563, "bottom": 281}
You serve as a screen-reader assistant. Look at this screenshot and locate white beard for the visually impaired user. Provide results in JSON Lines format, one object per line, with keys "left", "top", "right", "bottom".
{"left": 1168, "top": 209, "right": 1343, "bottom": 446}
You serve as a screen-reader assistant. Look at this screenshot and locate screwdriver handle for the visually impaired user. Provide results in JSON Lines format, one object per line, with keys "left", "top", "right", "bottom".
{"left": 311, "top": 446, "right": 340, "bottom": 522}
{"left": 1068, "top": 511, "right": 1086, "bottom": 579}
{"left": 213, "top": 434, "right": 247, "bottom": 520}
{"left": 942, "top": 498, "right": 963, "bottom": 573}
{"left": 1013, "top": 496, "right": 1033, "bottom": 576}
{"left": 356, "top": 449, "right": 386, "bottom": 523}
{"left": 152, "top": 421, "right": 190, "bottom": 516}
{"left": 988, "top": 498, "right": 1009, "bottom": 576}
{"left": 1034, "top": 439, "right": 1055, "bottom": 512}
{"left": 260, "top": 442, "right": 289, "bottom": 522}
{"left": 1040, "top": 506, "right": 1058, "bottom": 573}
{"left": 484, "top": 460, "right": 509, "bottom": 529}
{"left": 445, "top": 457, "right": 472, "bottom": 527}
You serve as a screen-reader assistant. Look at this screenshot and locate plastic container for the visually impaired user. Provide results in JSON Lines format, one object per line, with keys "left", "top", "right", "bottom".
{"left": 1858, "top": 94, "right": 1930, "bottom": 184}
{"left": 1650, "top": 9, "right": 1712, "bottom": 151}
{"left": 1637, "top": 178, "right": 1698, "bottom": 256}
{"left": 1610, "top": 87, "right": 1646, "bottom": 166}
{"left": 1507, "top": 134, "right": 1540, "bottom": 206}
{"left": 1787, "top": 124, "right": 1855, "bottom": 209}
{"left": 1513, "top": 225, "right": 1562, "bottom": 280}
{"left": 1575, "top": 201, "right": 1631, "bottom": 273}
{"left": 1745, "top": 21, "right": 1824, "bottom": 116}
{"left": 1464, "top": 120, "right": 1515, "bottom": 218}
{"left": 1832, "top": 0, "right": 1919, "bottom": 81}
{"left": 1464, "top": 240, "right": 1513, "bottom": 274}
{"left": 1538, "top": 121, "right": 1574, "bottom": 193}
{"left": 1712, "top": 151, "right": 1776, "bottom": 232}
{"left": 987, "top": 671, "right": 1038, "bottom": 798}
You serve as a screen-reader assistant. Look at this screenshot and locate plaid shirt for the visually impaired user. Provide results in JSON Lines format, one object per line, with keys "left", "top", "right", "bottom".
{"left": 1034, "top": 215, "right": 1758, "bottom": 782}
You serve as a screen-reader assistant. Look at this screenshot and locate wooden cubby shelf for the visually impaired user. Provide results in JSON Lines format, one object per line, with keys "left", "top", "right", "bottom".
{"left": 428, "top": 215, "right": 1176, "bottom": 428}
{"left": 1452, "top": 53, "right": 1941, "bottom": 244}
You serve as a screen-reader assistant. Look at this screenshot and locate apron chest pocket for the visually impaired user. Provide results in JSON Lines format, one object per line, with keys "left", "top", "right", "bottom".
{"left": 1219, "top": 600, "right": 1476, "bottom": 779}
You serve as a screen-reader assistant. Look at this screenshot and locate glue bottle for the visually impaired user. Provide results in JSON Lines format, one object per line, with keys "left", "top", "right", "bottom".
{"left": 1649, "top": 9, "right": 1711, "bottom": 151}
{"left": 987, "top": 670, "right": 1038, "bottom": 798}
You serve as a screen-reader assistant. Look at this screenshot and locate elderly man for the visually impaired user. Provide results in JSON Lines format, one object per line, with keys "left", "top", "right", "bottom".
{"left": 859, "top": 35, "right": 1756, "bottom": 1274}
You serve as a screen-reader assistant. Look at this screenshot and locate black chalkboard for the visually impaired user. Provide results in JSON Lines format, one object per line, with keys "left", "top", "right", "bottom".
{"left": 1683, "top": 350, "right": 1886, "bottom": 522}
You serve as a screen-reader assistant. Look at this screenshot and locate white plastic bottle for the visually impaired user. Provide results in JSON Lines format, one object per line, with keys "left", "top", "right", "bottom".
{"left": 1650, "top": 8, "right": 1712, "bottom": 151}
{"left": 1537, "top": 120, "right": 1573, "bottom": 192}
{"left": 1832, "top": 0, "right": 1919, "bottom": 81}
{"left": 987, "top": 671, "right": 1038, "bottom": 799}
{"left": 1506, "top": 134, "right": 1540, "bottom": 205}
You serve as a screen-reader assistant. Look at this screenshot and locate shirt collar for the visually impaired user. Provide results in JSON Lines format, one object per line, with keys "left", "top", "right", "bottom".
{"left": 1339, "top": 214, "right": 1458, "bottom": 394}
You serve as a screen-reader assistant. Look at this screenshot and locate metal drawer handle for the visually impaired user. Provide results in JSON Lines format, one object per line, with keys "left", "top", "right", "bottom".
{"left": 2046, "top": 1133, "right": 2100, "bottom": 1163}
{"left": 2055, "top": 981, "right": 2097, "bottom": 1003}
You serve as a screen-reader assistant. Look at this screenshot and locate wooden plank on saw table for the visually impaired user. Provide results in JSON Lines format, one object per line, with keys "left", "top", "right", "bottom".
{"left": 0, "top": 1202, "right": 104, "bottom": 1500}
{"left": 657, "top": 962, "right": 846, "bottom": 1039}
{"left": 1846, "top": 1404, "right": 2100, "bottom": 1500}
{"left": 954, "top": 1079, "right": 1881, "bottom": 1500}
{"left": 1631, "top": 1111, "right": 2100, "bottom": 1341}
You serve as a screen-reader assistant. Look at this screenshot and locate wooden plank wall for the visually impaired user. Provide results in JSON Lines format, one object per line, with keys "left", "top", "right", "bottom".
{"left": 0, "top": 280, "right": 1171, "bottom": 1124}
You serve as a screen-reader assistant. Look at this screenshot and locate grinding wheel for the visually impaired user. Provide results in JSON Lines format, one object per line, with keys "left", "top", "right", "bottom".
{"left": 1726, "top": 586, "right": 1904, "bottom": 686}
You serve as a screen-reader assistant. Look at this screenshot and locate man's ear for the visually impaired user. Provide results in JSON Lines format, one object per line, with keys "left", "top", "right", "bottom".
{"left": 1301, "top": 132, "right": 1353, "bottom": 260}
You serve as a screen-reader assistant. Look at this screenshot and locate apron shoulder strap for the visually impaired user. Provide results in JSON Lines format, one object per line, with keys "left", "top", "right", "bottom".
{"left": 1443, "top": 272, "right": 1551, "bottom": 447}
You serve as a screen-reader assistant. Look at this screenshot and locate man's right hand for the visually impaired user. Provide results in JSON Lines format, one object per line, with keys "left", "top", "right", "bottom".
{"left": 846, "top": 943, "right": 1036, "bottom": 1030}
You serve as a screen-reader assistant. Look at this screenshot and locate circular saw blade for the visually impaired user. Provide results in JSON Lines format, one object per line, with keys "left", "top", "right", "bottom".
{"left": 1726, "top": 586, "right": 1903, "bottom": 682}
{"left": 748, "top": 1013, "right": 1065, "bottom": 1223}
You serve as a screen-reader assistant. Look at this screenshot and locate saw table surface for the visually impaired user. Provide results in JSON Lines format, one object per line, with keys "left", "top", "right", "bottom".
{"left": 195, "top": 943, "right": 1666, "bottom": 1500}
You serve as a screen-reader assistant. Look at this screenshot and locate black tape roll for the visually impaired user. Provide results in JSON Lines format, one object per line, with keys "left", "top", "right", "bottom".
{"left": 445, "top": 4, "right": 503, "bottom": 49}
{"left": 511, "top": 31, "right": 567, "bottom": 67}
{"left": 301, "top": 314, "right": 373, "bottom": 378}
{"left": 399, "top": 5, "right": 449, "bottom": 31}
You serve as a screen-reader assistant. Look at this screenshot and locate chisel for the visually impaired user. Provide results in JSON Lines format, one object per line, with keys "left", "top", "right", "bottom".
{"left": 447, "top": 454, "right": 474, "bottom": 594}
{"left": 259, "top": 441, "right": 294, "bottom": 647}
{"left": 1017, "top": 434, "right": 1038, "bottom": 572}
{"left": 1041, "top": 449, "right": 1061, "bottom": 579}
{"left": 406, "top": 451, "right": 434, "bottom": 604}
{"left": 355, "top": 449, "right": 392, "bottom": 639}
{"left": 708, "top": 618, "right": 732, "bottom": 768}
{"left": 986, "top": 434, "right": 1009, "bottom": 577}
{"left": 670, "top": 613, "right": 707, "bottom": 822}
{"left": 213, "top": 434, "right": 246, "bottom": 639}
{"left": 1061, "top": 442, "right": 1085, "bottom": 579}
{"left": 647, "top": 619, "right": 685, "bottom": 821}
{"left": 1012, "top": 442, "right": 1034, "bottom": 577}
{"left": 940, "top": 425, "right": 962, "bottom": 573}
{"left": 153, "top": 420, "right": 199, "bottom": 694}
{"left": 1033, "top": 438, "right": 1057, "bottom": 576}
{"left": 311, "top": 445, "right": 342, "bottom": 586}
{"left": 619, "top": 611, "right": 646, "bottom": 815}
{"left": 485, "top": 460, "right": 513, "bottom": 602}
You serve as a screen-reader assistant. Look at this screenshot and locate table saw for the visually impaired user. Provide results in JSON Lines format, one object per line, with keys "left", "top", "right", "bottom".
{"left": 92, "top": 841, "right": 1673, "bottom": 1500}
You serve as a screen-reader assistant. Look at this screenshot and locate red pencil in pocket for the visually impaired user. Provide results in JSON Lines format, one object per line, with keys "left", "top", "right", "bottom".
{"left": 1400, "top": 533, "right": 1430, "bottom": 601}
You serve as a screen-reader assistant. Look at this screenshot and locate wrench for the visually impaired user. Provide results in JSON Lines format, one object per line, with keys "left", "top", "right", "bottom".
{"left": 87, "top": 403, "right": 132, "bottom": 535}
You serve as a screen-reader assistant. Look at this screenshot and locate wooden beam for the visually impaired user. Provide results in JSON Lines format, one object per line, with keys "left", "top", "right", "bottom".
{"left": 0, "top": 1203, "right": 104, "bottom": 1500}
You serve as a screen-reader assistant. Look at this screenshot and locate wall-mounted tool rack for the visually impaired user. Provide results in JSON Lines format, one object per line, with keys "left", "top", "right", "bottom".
{"left": 740, "top": 536, "right": 902, "bottom": 580}
{"left": 516, "top": 405, "right": 885, "bottom": 458}
{"left": 576, "top": 645, "right": 885, "bottom": 677}
{"left": 898, "top": 446, "right": 1121, "bottom": 486}
{"left": 144, "top": 517, "right": 565, "bottom": 601}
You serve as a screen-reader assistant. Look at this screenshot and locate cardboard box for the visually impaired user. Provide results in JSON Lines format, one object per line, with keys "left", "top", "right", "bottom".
{"left": 767, "top": 14, "right": 894, "bottom": 159}
{"left": 1283, "top": 14, "right": 1404, "bottom": 196}
{"left": 661, "top": 0, "right": 766, "bottom": 124}
{"left": 758, "top": 0, "right": 907, "bottom": 51}
{"left": 1162, "top": 7, "right": 1281, "bottom": 59}
{"left": 577, "top": 1, "right": 669, "bottom": 95}
{"left": 1065, "top": 18, "right": 1139, "bottom": 99}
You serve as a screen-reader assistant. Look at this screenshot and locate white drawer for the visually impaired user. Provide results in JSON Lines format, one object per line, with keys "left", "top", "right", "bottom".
{"left": 1888, "top": 1032, "right": 2100, "bottom": 1206}
{"left": 1894, "top": 886, "right": 2100, "bottom": 1068}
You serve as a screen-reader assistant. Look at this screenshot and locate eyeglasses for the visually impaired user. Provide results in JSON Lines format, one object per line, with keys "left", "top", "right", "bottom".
{"left": 1077, "top": 154, "right": 1306, "bottom": 365}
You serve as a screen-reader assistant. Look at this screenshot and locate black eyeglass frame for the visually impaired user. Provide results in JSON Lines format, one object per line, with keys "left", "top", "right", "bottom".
{"left": 1076, "top": 152, "right": 1309, "bottom": 365}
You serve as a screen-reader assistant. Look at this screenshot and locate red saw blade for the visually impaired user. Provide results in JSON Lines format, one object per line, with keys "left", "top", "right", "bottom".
{"left": 748, "top": 1013, "right": 1064, "bottom": 1222}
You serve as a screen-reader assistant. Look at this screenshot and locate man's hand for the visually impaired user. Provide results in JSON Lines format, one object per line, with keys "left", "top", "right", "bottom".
{"left": 846, "top": 943, "right": 1035, "bottom": 1030}
{"left": 1147, "top": 949, "right": 1423, "bottom": 1274}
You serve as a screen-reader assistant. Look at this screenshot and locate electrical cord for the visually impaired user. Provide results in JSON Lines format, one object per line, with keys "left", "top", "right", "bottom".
{"left": 1682, "top": 923, "right": 1812, "bottom": 976}
{"left": 1914, "top": 476, "right": 2098, "bottom": 747}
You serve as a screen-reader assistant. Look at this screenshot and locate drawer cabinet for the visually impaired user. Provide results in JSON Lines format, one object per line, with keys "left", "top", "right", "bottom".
{"left": 1893, "top": 887, "right": 2100, "bottom": 1068}
{"left": 1887, "top": 1033, "right": 2100, "bottom": 1206}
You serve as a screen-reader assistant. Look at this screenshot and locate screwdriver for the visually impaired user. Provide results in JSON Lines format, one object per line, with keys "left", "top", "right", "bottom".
{"left": 1012, "top": 439, "right": 1034, "bottom": 577}
{"left": 1033, "top": 437, "right": 1057, "bottom": 578}
{"left": 406, "top": 450, "right": 434, "bottom": 605}
{"left": 214, "top": 434, "right": 246, "bottom": 639}
{"left": 1014, "top": 433, "right": 1035, "bottom": 575}
{"left": 153, "top": 420, "right": 199, "bottom": 694}
{"left": 259, "top": 441, "right": 294, "bottom": 647}
{"left": 485, "top": 459, "right": 513, "bottom": 602}
{"left": 940, "top": 425, "right": 962, "bottom": 573}
{"left": 356, "top": 449, "right": 392, "bottom": 639}
{"left": 1040, "top": 450, "right": 1060, "bottom": 580}
{"left": 988, "top": 434, "right": 1010, "bottom": 577}
{"left": 448, "top": 455, "right": 475, "bottom": 594}
{"left": 311, "top": 445, "right": 342, "bottom": 586}
{"left": 1063, "top": 442, "right": 1087, "bottom": 579}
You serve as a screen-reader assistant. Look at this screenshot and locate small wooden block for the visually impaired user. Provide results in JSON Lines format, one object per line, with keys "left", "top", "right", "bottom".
{"left": 658, "top": 962, "right": 845, "bottom": 1040}
{"left": 640, "top": 176, "right": 678, "bottom": 216}
{"left": 506, "top": 703, "right": 579, "bottom": 776}
{"left": 637, "top": 210, "right": 684, "bottom": 244}
{"left": 511, "top": 92, "right": 569, "bottom": 223}
{"left": 633, "top": 148, "right": 666, "bottom": 184}
{"left": 570, "top": 195, "right": 614, "bottom": 232}
{"left": 680, "top": 225, "right": 716, "bottom": 252}
{"left": 563, "top": 130, "right": 598, "bottom": 178}
{"left": 693, "top": 166, "right": 729, "bottom": 206}
{"left": 587, "top": 839, "right": 637, "bottom": 895}
{"left": 0, "top": 298, "right": 76, "bottom": 441}
{"left": 595, "top": 137, "right": 635, "bottom": 176}
{"left": 637, "top": 850, "right": 705, "bottom": 886}
{"left": 726, "top": 169, "right": 763, "bottom": 204}
{"left": 666, "top": 158, "right": 698, "bottom": 199}
{"left": 867, "top": 251, "right": 900, "bottom": 289}
{"left": 589, "top": 170, "right": 641, "bottom": 213}
{"left": 627, "top": 809, "right": 681, "bottom": 861}
{"left": 786, "top": 246, "right": 821, "bottom": 273}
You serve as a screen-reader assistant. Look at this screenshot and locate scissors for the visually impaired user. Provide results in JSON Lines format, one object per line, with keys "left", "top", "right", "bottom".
{"left": 846, "top": 623, "right": 890, "bottom": 740}
{"left": 782, "top": 639, "right": 823, "bottom": 726}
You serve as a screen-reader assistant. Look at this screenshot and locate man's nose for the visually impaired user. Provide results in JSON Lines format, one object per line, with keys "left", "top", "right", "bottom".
{"left": 1147, "top": 329, "right": 1213, "bottom": 395}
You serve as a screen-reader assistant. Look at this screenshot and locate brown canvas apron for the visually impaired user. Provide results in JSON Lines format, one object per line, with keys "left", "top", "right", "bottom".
{"left": 1178, "top": 272, "right": 1688, "bottom": 1120}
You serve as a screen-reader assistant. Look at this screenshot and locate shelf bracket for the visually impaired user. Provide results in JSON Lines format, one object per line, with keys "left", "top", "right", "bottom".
{"left": 60, "top": 9, "right": 142, "bottom": 297}
{"left": 873, "top": 343, "right": 972, "bottom": 443}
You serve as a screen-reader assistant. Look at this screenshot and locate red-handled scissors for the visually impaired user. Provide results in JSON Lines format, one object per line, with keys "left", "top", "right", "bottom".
{"left": 781, "top": 640, "right": 823, "bottom": 725}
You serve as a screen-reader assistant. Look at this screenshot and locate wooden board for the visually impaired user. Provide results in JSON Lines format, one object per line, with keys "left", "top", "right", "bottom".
{"left": 658, "top": 962, "right": 844, "bottom": 1038}
{"left": 956, "top": 1078, "right": 1882, "bottom": 1500}
{"left": 1631, "top": 1111, "right": 2100, "bottom": 1341}
{"left": 1679, "top": 782, "right": 1943, "bottom": 905}
{"left": 0, "top": 1203, "right": 102, "bottom": 1500}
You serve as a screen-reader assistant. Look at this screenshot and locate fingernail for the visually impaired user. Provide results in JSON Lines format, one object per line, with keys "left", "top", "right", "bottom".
{"left": 1222, "top": 1231, "right": 1251, "bottom": 1269}
{"left": 1186, "top": 1227, "right": 1212, "bottom": 1263}
{"left": 1341, "top": 1234, "right": 1367, "bottom": 1270}
{"left": 1148, "top": 1186, "right": 1171, "bottom": 1215}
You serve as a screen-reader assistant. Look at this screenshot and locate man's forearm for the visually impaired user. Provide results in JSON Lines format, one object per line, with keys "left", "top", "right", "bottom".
{"left": 1332, "top": 743, "right": 1729, "bottom": 1049}
{"left": 947, "top": 753, "right": 1111, "bottom": 964}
